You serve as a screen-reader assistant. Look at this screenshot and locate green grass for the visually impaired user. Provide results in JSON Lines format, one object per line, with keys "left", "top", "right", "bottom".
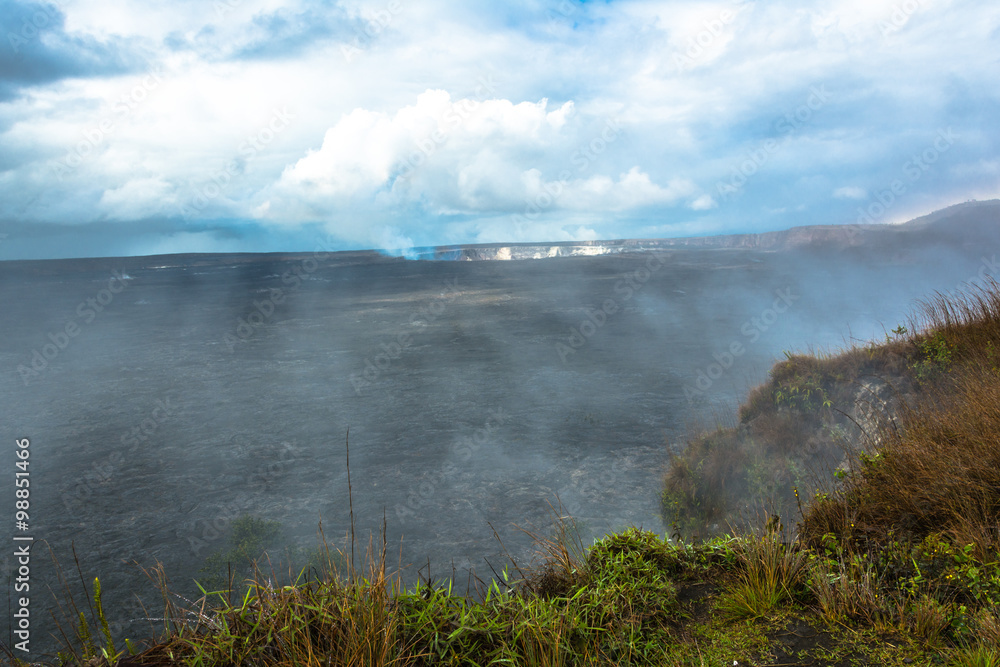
{"left": 717, "top": 532, "right": 809, "bottom": 621}
{"left": 17, "top": 523, "right": 999, "bottom": 666}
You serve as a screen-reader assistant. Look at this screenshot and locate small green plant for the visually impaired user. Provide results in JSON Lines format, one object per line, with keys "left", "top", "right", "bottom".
{"left": 62, "top": 578, "right": 123, "bottom": 662}
{"left": 197, "top": 514, "right": 284, "bottom": 590}
{"left": 76, "top": 611, "right": 95, "bottom": 661}
{"left": 773, "top": 377, "right": 832, "bottom": 413}
{"left": 884, "top": 324, "right": 909, "bottom": 344}
{"left": 93, "top": 577, "right": 117, "bottom": 660}
{"left": 858, "top": 450, "right": 883, "bottom": 472}
{"left": 912, "top": 331, "right": 956, "bottom": 380}
{"left": 582, "top": 529, "right": 680, "bottom": 632}
{"left": 949, "top": 646, "right": 1000, "bottom": 667}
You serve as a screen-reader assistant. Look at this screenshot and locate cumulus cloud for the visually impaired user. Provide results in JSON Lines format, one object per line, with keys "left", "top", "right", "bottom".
{"left": 550, "top": 168, "right": 698, "bottom": 212}
{"left": 689, "top": 194, "right": 718, "bottom": 210}
{"left": 259, "top": 90, "right": 708, "bottom": 246}
{"left": 273, "top": 90, "right": 578, "bottom": 207}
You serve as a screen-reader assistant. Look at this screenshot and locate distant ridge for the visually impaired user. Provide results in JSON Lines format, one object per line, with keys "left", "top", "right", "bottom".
{"left": 413, "top": 199, "right": 1000, "bottom": 261}
{"left": 1, "top": 200, "right": 996, "bottom": 269}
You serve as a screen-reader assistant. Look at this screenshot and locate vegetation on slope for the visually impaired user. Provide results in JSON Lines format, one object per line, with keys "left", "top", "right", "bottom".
{"left": 662, "top": 279, "right": 1000, "bottom": 543}
{"left": 6, "top": 280, "right": 1000, "bottom": 666}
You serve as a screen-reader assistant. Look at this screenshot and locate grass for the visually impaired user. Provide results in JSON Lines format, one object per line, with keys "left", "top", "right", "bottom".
{"left": 9, "top": 521, "right": 1000, "bottom": 666}
{"left": 195, "top": 514, "right": 345, "bottom": 597}
{"left": 663, "top": 279, "right": 1000, "bottom": 544}
{"left": 7, "top": 279, "right": 1000, "bottom": 666}
{"left": 801, "top": 279, "right": 1000, "bottom": 554}
{"left": 717, "top": 529, "right": 809, "bottom": 621}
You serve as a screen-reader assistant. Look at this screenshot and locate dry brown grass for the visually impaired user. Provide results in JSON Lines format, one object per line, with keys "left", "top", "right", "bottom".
{"left": 663, "top": 337, "right": 919, "bottom": 536}
{"left": 801, "top": 361, "right": 1000, "bottom": 552}
{"left": 665, "top": 278, "right": 1000, "bottom": 548}
{"left": 518, "top": 504, "right": 590, "bottom": 599}
{"left": 801, "top": 279, "right": 1000, "bottom": 555}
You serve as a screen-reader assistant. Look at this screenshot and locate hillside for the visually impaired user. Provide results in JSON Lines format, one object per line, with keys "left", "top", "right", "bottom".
{"left": 413, "top": 199, "right": 1000, "bottom": 260}
{"left": 661, "top": 277, "right": 1000, "bottom": 547}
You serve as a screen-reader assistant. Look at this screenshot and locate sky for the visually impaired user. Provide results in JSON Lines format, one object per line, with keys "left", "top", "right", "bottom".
{"left": 0, "top": 0, "right": 998, "bottom": 260}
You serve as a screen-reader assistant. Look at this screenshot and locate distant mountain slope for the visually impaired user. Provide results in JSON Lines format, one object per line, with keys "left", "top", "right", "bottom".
{"left": 418, "top": 199, "right": 1000, "bottom": 260}
{"left": 0, "top": 200, "right": 995, "bottom": 273}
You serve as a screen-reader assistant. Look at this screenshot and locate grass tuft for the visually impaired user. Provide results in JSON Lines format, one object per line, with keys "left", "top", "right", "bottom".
{"left": 718, "top": 530, "right": 808, "bottom": 620}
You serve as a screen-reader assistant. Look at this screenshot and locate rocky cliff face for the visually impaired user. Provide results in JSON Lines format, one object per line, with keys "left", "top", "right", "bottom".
{"left": 421, "top": 225, "right": 876, "bottom": 260}
{"left": 416, "top": 199, "right": 999, "bottom": 261}
{"left": 428, "top": 242, "right": 652, "bottom": 261}
{"left": 417, "top": 229, "right": 867, "bottom": 261}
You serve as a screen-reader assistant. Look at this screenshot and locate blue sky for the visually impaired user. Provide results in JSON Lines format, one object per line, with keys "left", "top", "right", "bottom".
{"left": 0, "top": 0, "right": 997, "bottom": 259}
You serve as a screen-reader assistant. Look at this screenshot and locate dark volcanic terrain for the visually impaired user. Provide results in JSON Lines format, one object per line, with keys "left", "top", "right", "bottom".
{"left": 1, "top": 200, "right": 998, "bottom": 652}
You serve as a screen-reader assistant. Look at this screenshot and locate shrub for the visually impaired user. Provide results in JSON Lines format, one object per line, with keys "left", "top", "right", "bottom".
{"left": 197, "top": 515, "right": 284, "bottom": 590}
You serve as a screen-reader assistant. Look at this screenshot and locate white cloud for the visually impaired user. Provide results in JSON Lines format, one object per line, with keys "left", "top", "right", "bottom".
{"left": 98, "top": 176, "right": 176, "bottom": 219}
{"left": 270, "top": 90, "right": 574, "bottom": 211}
{"left": 833, "top": 186, "right": 867, "bottom": 200}
{"left": 551, "top": 168, "right": 698, "bottom": 212}
{"left": 261, "top": 91, "right": 701, "bottom": 243}
{"left": 689, "top": 194, "right": 718, "bottom": 210}
{"left": 279, "top": 106, "right": 401, "bottom": 198}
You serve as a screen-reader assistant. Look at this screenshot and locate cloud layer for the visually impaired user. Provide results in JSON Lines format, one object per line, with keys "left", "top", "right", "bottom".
{"left": 0, "top": 0, "right": 998, "bottom": 258}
